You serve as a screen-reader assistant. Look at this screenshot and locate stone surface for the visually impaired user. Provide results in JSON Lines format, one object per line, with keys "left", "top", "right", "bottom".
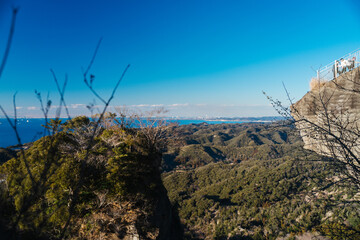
{"left": 291, "top": 67, "right": 360, "bottom": 158}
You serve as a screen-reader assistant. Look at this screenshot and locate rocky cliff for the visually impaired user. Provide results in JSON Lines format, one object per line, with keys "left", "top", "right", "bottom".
{"left": 291, "top": 67, "right": 360, "bottom": 158}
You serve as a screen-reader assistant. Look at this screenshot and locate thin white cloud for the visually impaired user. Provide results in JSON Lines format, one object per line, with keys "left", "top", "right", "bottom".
{"left": 129, "top": 103, "right": 189, "bottom": 108}
{"left": 27, "top": 106, "right": 38, "bottom": 110}
{"left": 70, "top": 104, "right": 86, "bottom": 109}
{"left": 168, "top": 103, "right": 189, "bottom": 107}
{"left": 123, "top": 103, "right": 273, "bottom": 109}
{"left": 15, "top": 106, "right": 23, "bottom": 110}
{"left": 220, "top": 104, "right": 235, "bottom": 107}
{"left": 50, "top": 105, "right": 60, "bottom": 108}
{"left": 130, "top": 104, "right": 149, "bottom": 107}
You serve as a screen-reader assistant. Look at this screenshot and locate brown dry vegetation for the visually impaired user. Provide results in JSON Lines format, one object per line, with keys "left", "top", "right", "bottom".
{"left": 309, "top": 78, "right": 327, "bottom": 91}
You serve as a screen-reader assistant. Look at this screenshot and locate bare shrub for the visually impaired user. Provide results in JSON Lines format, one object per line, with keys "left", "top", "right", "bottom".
{"left": 309, "top": 77, "right": 327, "bottom": 91}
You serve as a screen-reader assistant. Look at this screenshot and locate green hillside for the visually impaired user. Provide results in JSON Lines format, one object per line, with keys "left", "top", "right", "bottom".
{"left": 1, "top": 121, "right": 359, "bottom": 239}
{"left": 162, "top": 123, "right": 360, "bottom": 239}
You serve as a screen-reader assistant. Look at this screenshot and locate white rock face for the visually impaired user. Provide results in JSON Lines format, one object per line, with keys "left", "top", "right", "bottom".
{"left": 291, "top": 67, "right": 360, "bottom": 160}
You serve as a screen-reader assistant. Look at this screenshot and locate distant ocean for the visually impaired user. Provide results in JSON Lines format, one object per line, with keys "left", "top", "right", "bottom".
{"left": 0, "top": 118, "right": 251, "bottom": 148}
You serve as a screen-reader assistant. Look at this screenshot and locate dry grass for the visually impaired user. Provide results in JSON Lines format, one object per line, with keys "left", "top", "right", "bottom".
{"left": 309, "top": 78, "right": 327, "bottom": 91}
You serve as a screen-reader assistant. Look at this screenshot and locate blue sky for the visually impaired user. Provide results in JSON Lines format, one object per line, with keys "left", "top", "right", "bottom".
{"left": 1, "top": 0, "right": 360, "bottom": 117}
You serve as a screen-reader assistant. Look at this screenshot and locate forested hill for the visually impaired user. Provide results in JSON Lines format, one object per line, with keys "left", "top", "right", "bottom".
{"left": 162, "top": 122, "right": 300, "bottom": 171}
{"left": 162, "top": 123, "right": 360, "bottom": 239}
{"left": 1, "top": 121, "right": 360, "bottom": 239}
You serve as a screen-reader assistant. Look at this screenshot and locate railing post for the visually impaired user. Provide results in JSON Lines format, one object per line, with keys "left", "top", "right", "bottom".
{"left": 317, "top": 70, "right": 320, "bottom": 81}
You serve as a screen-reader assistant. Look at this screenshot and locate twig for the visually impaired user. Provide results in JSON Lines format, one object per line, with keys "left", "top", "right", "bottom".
{"left": 83, "top": 38, "right": 102, "bottom": 77}
{"left": 0, "top": 95, "right": 35, "bottom": 188}
{"left": 35, "top": 90, "right": 51, "bottom": 136}
{"left": 50, "top": 69, "right": 71, "bottom": 120}
{"left": 0, "top": 8, "right": 19, "bottom": 79}
{"left": 83, "top": 38, "right": 107, "bottom": 104}
{"left": 59, "top": 39, "right": 130, "bottom": 237}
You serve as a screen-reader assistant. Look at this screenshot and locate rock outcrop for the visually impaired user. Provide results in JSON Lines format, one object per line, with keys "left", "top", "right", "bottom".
{"left": 291, "top": 67, "right": 360, "bottom": 158}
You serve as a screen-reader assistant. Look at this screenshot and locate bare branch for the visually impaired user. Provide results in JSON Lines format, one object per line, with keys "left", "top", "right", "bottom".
{"left": 50, "top": 69, "right": 71, "bottom": 120}
{"left": 0, "top": 7, "right": 18, "bottom": 79}
{"left": 60, "top": 42, "right": 130, "bottom": 237}
{"left": 0, "top": 95, "right": 36, "bottom": 188}
{"left": 83, "top": 38, "right": 102, "bottom": 77}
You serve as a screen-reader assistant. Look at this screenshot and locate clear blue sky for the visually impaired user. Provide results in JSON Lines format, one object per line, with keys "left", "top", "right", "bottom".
{"left": 1, "top": 0, "right": 360, "bottom": 117}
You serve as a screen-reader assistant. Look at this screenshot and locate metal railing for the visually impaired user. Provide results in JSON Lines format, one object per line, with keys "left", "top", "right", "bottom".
{"left": 317, "top": 48, "right": 360, "bottom": 81}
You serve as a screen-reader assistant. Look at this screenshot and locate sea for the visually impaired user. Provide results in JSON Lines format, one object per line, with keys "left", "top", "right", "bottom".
{"left": 0, "top": 118, "right": 251, "bottom": 148}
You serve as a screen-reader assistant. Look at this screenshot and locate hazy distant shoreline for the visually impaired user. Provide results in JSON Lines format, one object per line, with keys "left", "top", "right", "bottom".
{"left": 0, "top": 117, "right": 282, "bottom": 148}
